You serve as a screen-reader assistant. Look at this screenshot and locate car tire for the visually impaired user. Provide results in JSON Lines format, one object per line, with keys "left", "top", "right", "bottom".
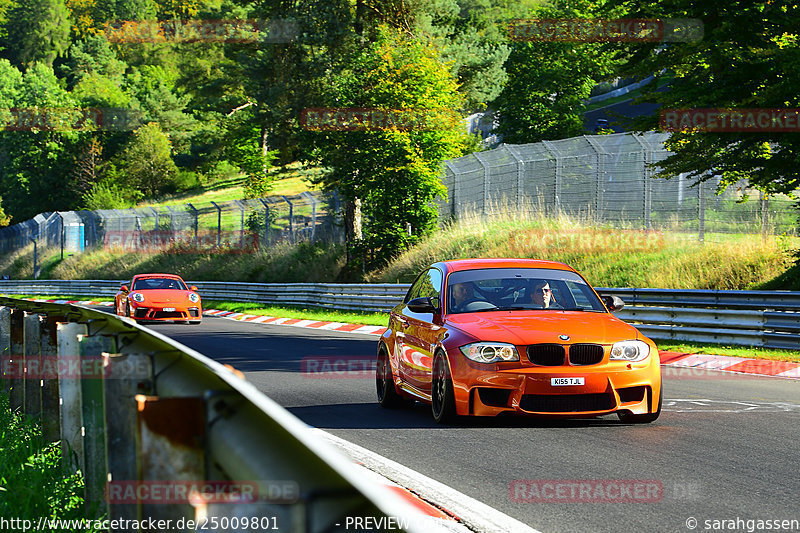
{"left": 189, "top": 321, "right": 201, "bottom": 325}
{"left": 376, "top": 346, "right": 405, "bottom": 408}
{"left": 617, "top": 387, "right": 662, "bottom": 424}
{"left": 432, "top": 351, "right": 457, "bottom": 424}
{"left": 125, "top": 303, "right": 131, "bottom": 318}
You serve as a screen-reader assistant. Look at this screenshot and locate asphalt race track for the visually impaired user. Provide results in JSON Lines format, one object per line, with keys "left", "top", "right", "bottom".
{"left": 144, "top": 316, "right": 800, "bottom": 533}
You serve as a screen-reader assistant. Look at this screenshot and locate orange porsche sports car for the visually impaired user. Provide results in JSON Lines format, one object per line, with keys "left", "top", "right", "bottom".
{"left": 377, "top": 259, "right": 661, "bottom": 424}
{"left": 115, "top": 274, "right": 202, "bottom": 324}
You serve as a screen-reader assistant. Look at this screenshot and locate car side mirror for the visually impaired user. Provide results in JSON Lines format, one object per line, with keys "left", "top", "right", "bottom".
{"left": 190, "top": 286, "right": 198, "bottom": 291}
{"left": 601, "top": 295, "right": 625, "bottom": 312}
{"left": 407, "top": 296, "right": 438, "bottom": 314}
{"left": 120, "top": 285, "right": 129, "bottom": 292}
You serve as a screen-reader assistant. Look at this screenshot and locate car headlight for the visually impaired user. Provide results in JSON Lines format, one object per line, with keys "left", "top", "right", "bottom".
{"left": 610, "top": 340, "right": 650, "bottom": 362}
{"left": 189, "top": 292, "right": 200, "bottom": 303}
{"left": 460, "top": 342, "right": 519, "bottom": 364}
{"left": 131, "top": 292, "right": 144, "bottom": 303}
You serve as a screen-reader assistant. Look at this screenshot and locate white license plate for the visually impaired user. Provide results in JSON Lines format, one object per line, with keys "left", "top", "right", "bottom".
{"left": 551, "top": 377, "right": 585, "bottom": 386}
{"left": 162, "top": 307, "right": 176, "bottom": 312}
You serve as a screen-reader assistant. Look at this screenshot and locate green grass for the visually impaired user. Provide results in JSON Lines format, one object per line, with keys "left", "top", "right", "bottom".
{"left": 0, "top": 394, "right": 101, "bottom": 528}
{"left": 137, "top": 161, "right": 319, "bottom": 209}
{"left": 4, "top": 293, "right": 799, "bottom": 362}
{"left": 203, "top": 301, "right": 389, "bottom": 326}
{"left": 0, "top": 294, "right": 114, "bottom": 302}
{"left": 657, "top": 341, "right": 800, "bottom": 363}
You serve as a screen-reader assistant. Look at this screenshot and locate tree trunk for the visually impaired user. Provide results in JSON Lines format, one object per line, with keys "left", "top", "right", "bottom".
{"left": 345, "top": 197, "right": 363, "bottom": 242}
{"left": 261, "top": 126, "right": 270, "bottom": 178}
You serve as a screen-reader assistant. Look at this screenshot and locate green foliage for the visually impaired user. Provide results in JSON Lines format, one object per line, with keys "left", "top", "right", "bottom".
{"left": 495, "top": 0, "right": 618, "bottom": 143}
{"left": 61, "top": 34, "right": 128, "bottom": 87}
{"left": 81, "top": 179, "right": 140, "bottom": 209}
{"left": 0, "top": 195, "right": 10, "bottom": 225}
{"left": 5, "top": 0, "right": 71, "bottom": 68}
{"left": 311, "top": 27, "right": 468, "bottom": 269}
{"left": 115, "top": 122, "right": 178, "bottom": 197}
{"left": 0, "top": 394, "right": 93, "bottom": 526}
{"left": 608, "top": 0, "right": 800, "bottom": 195}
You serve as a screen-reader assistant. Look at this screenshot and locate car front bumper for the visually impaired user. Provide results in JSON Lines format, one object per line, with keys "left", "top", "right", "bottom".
{"left": 130, "top": 305, "right": 202, "bottom": 322}
{"left": 449, "top": 352, "right": 661, "bottom": 417}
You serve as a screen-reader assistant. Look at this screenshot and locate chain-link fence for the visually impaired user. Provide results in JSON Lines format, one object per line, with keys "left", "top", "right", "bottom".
{"left": 439, "top": 132, "right": 799, "bottom": 238}
{"left": 3, "top": 131, "right": 798, "bottom": 258}
{"left": 0, "top": 191, "right": 344, "bottom": 256}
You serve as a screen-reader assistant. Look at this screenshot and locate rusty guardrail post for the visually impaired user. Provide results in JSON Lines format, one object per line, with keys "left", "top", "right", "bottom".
{"left": 57, "top": 321, "right": 87, "bottom": 471}
{"left": 41, "top": 315, "right": 62, "bottom": 442}
{"left": 0, "top": 306, "right": 10, "bottom": 395}
{"left": 23, "top": 313, "right": 43, "bottom": 421}
{"left": 104, "top": 352, "right": 154, "bottom": 523}
{"left": 79, "top": 330, "right": 116, "bottom": 517}
{"left": 9, "top": 308, "right": 24, "bottom": 411}
{"left": 137, "top": 395, "right": 206, "bottom": 523}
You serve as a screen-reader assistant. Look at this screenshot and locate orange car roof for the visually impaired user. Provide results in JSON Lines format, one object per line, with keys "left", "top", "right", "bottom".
{"left": 440, "top": 258, "right": 575, "bottom": 273}
{"left": 132, "top": 273, "right": 184, "bottom": 279}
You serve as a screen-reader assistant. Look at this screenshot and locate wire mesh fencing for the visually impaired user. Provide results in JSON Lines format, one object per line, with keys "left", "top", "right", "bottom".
{"left": 439, "top": 132, "right": 799, "bottom": 240}
{"left": 0, "top": 191, "right": 344, "bottom": 256}
{"left": 2, "top": 131, "right": 798, "bottom": 260}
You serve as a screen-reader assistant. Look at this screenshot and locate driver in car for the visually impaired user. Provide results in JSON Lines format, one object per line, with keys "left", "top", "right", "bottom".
{"left": 450, "top": 282, "right": 477, "bottom": 312}
{"left": 531, "top": 280, "right": 561, "bottom": 309}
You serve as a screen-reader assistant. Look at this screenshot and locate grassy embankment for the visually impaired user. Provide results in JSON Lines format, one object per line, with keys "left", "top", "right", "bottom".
{"left": 2, "top": 205, "right": 799, "bottom": 361}
{"left": 0, "top": 394, "right": 99, "bottom": 528}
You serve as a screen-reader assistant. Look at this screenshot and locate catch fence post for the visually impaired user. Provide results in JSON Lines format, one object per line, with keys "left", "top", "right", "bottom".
{"left": 211, "top": 202, "right": 222, "bottom": 247}
{"left": 259, "top": 199, "right": 271, "bottom": 247}
{"left": 188, "top": 203, "right": 199, "bottom": 246}
{"left": 281, "top": 196, "right": 294, "bottom": 243}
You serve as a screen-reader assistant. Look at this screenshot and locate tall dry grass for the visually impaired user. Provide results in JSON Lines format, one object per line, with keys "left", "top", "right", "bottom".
{"left": 0, "top": 207, "right": 795, "bottom": 289}
{"left": 371, "top": 209, "right": 795, "bottom": 289}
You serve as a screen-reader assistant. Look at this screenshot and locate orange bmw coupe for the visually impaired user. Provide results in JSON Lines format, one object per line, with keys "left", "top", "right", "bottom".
{"left": 377, "top": 259, "right": 661, "bottom": 424}
{"left": 115, "top": 274, "right": 202, "bottom": 324}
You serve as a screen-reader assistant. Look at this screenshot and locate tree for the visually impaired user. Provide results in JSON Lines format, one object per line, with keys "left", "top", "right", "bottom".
{"left": 607, "top": 0, "right": 800, "bottom": 195}
{"left": 0, "top": 62, "right": 87, "bottom": 221}
{"left": 5, "top": 0, "right": 71, "bottom": 68}
{"left": 116, "top": 122, "right": 178, "bottom": 196}
{"left": 494, "top": 0, "right": 618, "bottom": 143}
{"left": 311, "top": 27, "right": 469, "bottom": 270}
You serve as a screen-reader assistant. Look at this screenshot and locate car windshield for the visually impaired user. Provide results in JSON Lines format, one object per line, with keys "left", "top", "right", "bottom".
{"left": 446, "top": 268, "right": 606, "bottom": 314}
{"left": 132, "top": 277, "right": 187, "bottom": 291}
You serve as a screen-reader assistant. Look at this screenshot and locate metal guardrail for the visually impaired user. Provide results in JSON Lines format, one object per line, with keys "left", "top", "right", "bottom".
{"left": 1, "top": 280, "right": 799, "bottom": 350}
{"left": 0, "top": 297, "right": 433, "bottom": 532}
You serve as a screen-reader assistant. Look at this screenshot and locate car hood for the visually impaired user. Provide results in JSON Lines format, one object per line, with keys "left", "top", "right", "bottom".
{"left": 446, "top": 311, "right": 642, "bottom": 346}
{"left": 132, "top": 289, "right": 192, "bottom": 305}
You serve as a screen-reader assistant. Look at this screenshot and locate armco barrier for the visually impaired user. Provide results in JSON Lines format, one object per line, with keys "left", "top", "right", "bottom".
{"left": 0, "top": 296, "right": 434, "bottom": 532}
{"left": 1, "top": 280, "right": 799, "bottom": 349}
